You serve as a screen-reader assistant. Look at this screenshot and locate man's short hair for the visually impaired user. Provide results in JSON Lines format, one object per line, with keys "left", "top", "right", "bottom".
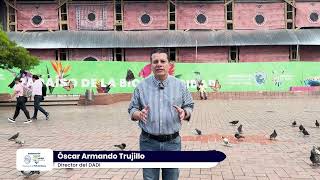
{"left": 32, "top": 75, "right": 39, "bottom": 79}
{"left": 150, "top": 48, "right": 169, "bottom": 62}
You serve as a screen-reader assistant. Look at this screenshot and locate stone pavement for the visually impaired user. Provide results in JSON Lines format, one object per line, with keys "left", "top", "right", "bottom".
{"left": 0, "top": 98, "right": 320, "bottom": 180}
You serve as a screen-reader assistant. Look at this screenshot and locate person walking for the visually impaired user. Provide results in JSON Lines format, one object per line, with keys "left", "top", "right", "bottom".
{"left": 30, "top": 75, "right": 49, "bottom": 120}
{"left": 8, "top": 78, "right": 32, "bottom": 123}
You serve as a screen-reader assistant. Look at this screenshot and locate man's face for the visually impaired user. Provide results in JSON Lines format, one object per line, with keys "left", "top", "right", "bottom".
{"left": 32, "top": 78, "right": 35, "bottom": 82}
{"left": 151, "top": 52, "right": 170, "bottom": 80}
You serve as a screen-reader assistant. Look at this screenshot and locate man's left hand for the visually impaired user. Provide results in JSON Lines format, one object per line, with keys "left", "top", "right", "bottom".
{"left": 173, "top": 105, "right": 185, "bottom": 121}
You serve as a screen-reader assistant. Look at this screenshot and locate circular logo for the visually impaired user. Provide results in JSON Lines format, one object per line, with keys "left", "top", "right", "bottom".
{"left": 24, "top": 155, "right": 31, "bottom": 164}
{"left": 255, "top": 72, "right": 266, "bottom": 85}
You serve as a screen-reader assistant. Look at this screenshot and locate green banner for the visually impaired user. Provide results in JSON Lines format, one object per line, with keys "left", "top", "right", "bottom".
{"left": 1, "top": 61, "right": 320, "bottom": 94}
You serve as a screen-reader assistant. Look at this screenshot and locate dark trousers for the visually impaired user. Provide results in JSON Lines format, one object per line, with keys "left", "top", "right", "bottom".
{"left": 200, "top": 91, "right": 207, "bottom": 100}
{"left": 140, "top": 134, "right": 181, "bottom": 180}
{"left": 32, "top": 95, "right": 47, "bottom": 118}
{"left": 13, "top": 96, "right": 30, "bottom": 119}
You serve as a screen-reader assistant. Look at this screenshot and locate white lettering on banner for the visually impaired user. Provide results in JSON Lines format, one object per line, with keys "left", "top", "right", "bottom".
{"left": 131, "top": 79, "right": 140, "bottom": 87}
{"left": 70, "top": 79, "right": 77, "bottom": 87}
{"left": 119, "top": 79, "right": 126, "bottom": 87}
{"left": 208, "top": 80, "right": 215, "bottom": 86}
{"left": 46, "top": 79, "right": 55, "bottom": 87}
{"left": 59, "top": 79, "right": 68, "bottom": 86}
{"left": 182, "top": 80, "right": 197, "bottom": 88}
{"left": 108, "top": 79, "right": 116, "bottom": 87}
{"left": 100, "top": 79, "right": 106, "bottom": 87}
{"left": 91, "top": 79, "right": 97, "bottom": 88}
{"left": 81, "top": 79, "right": 90, "bottom": 87}
{"left": 119, "top": 79, "right": 141, "bottom": 87}
{"left": 42, "top": 79, "right": 216, "bottom": 88}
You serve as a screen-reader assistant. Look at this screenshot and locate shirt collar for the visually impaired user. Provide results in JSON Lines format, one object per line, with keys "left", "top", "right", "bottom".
{"left": 151, "top": 75, "right": 170, "bottom": 87}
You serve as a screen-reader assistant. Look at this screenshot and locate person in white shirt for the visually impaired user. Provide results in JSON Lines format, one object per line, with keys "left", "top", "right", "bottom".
{"left": 8, "top": 78, "right": 32, "bottom": 123}
{"left": 31, "top": 75, "right": 49, "bottom": 120}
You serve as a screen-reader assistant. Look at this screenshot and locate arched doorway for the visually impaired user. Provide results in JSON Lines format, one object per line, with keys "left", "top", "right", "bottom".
{"left": 83, "top": 57, "right": 98, "bottom": 61}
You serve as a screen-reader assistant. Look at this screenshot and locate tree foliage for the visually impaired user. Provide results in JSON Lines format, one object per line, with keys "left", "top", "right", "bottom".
{"left": 0, "top": 28, "right": 39, "bottom": 70}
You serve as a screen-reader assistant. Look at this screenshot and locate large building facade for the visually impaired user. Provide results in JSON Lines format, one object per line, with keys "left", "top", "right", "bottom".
{"left": 1, "top": 0, "right": 320, "bottom": 62}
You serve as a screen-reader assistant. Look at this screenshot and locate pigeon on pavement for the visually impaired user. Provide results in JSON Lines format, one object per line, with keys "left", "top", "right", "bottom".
{"left": 195, "top": 128, "right": 202, "bottom": 135}
{"left": 269, "top": 130, "right": 277, "bottom": 140}
{"left": 114, "top": 143, "right": 126, "bottom": 150}
{"left": 234, "top": 133, "right": 245, "bottom": 140}
{"left": 221, "top": 136, "right": 231, "bottom": 147}
{"left": 237, "top": 124, "right": 243, "bottom": 134}
{"left": 229, "top": 121, "right": 239, "bottom": 125}
{"left": 8, "top": 132, "right": 19, "bottom": 141}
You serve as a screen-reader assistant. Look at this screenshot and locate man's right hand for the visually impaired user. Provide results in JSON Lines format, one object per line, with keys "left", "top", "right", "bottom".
{"left": 133, "top": 106, "right": 149, "bottom": 123}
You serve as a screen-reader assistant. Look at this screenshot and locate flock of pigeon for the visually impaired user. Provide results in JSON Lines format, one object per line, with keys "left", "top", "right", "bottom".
{"left": 291, "top": 120, "right": 320, "bottom": 166}
{"left": 7, "top": 118, "right": 319, "bottom": 177}
{"left": 193, "top": 119, "right": 320, "bottom": 166}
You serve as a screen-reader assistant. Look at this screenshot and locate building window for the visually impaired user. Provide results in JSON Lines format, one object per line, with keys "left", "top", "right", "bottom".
{"left": 227, "top": 4, "right": 232, "bottom": 21}
{"left": 169, "top": 24, "right": 175, "bottom": 30}
{"left": 140, "top": 14, "right": 151, "bottom": 25}
{"left": 59, "top": 49, "right": 68, "bottom": 61}
{"left": 229, "top": 46, "right": 239, "bottom": 63}
{"left": 116, "top": 26, "right": 122, "bottom": 31}
{"left": 61, "top": 5, "right": 68, "bottom": 21}
{"left": 286, "top": 3, "right": 294, "bottom": 29}
{"left": 83, "top": 57, "right": 98, "bottom": 61}
{"left": 114, "top": 0, "right": 123, "bottom": 31}
{"left": 287, "top": 23, "right": 293, "bottom": 29}
{"left": 59, "top": 3, "right": 68, "bottom": 30}
{"left": 255, "top": 14, "right": 265, "bottom": 25}
{"left": 55, "top": 49, "right": 68, "bottom": 61}
{"left": 227, "top": 23, "right": 233, "bottom": 30}
{"left": 62, "top": 24, "right": 68, "bottom": 30}
{"left": 309, "top": 12, "right": 319, "bottom": 23}
{"left": 88, "top": 13, "right": 96, "bottom": 21}
{"left": 169, "top": 0, "right": 176, "bottom": 30}
{"left": 169, "top": 48, "right": 176, "bottom": 61}
{"left": 289, "top": 45, "right": 299, "bottom": 61}
{"left": 32, "top": 15, "right": 43, "bottom": 25}
{"left": 113, "top": 48, "right": 125, "bottom": 61}
{"left": 226, "top": 2, "right": 233, "bottom": 30}
{"left": 196, "top": 14, "right": 207, "bottom": 24}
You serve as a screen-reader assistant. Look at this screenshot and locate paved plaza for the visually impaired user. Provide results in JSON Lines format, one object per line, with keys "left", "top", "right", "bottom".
{"left": 0, "top": 98, "right": 320, "bottom": 180}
